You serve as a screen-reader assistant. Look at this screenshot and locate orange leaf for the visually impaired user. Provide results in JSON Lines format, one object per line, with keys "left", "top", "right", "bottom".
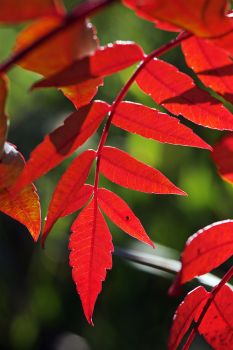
{"left": 0, "top": 76, "right": 8, "bottom": 158}
{"left": 14, "top": 17, "right": 98, "bottom": 76}
{"left": 0, "top": 143, "right": 41, "bottom": 241}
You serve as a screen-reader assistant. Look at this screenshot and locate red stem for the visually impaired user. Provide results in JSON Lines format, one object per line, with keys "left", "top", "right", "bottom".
{"left": 93, "top": 31, "right": 192, "bottom": 195}
{"left": 0, "top": 0, "right": 116, "bottom": 74}
{"left": 182, "top": 266, "right": 233, "bottom": 350}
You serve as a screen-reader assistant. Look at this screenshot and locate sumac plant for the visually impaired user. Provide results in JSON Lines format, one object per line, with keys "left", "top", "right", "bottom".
{"left": 0, "top": 0, "right": 233, "bottom": 349}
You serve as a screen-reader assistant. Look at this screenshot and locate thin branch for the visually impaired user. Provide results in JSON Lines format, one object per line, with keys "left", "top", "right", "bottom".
{"left": 182, "top": 266, "right": 233, "bottom": 350}
{"left": 0, "top": 0, "right": 116, "bottom": 74}
{"left": 93, "top": 31, "right": 192, "bottom": 195}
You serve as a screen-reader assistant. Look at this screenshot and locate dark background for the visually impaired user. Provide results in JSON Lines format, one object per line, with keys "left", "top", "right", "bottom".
{"left": 0, "top": 1, "right": 232, "bottom": 349}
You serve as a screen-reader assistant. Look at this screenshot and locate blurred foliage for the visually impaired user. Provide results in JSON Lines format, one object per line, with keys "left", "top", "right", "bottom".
{"left": 0, "top": 1, "right": 232, "bottom": 349}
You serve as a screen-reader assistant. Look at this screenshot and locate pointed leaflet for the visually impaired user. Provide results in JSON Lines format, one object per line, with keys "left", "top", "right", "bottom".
{"left": 42, "top": 150, "right": 96, "bottom": 246}
{"left": 0, "top": 143, "right": 40, "bottom": 241}
{"left": 123, "top": 0, "right": 233, "bottom": 39}
{"left": 168, "top": 286, "right": 210, "bottom": 350}
{"left": 14, "top": 17, "right": 99, "bottom": 107}
{"left": 69, "top": 198, "right": 113, "bottom": 325}
{"left": 182, "top": 36, "right": 233, "bottom": 105}
{"left": 197, "top": 285, "right": 233, "bottom": 350}
{"left": 98, "top": 188, "right": 154, "bottom": 247}
{"left": 212, "top": 133, "right": 233, "bottom": 183}
{"left": 136, "top": 58, "right": 233, "bottom": 130}
{"left": 0, "top": 0, "right": 63, "bottom": 22}
{"left": 62, "top": 184, "right": 93, "bottom": 217}
{"left": 113, "top": 101, "right": 211, "bottom": 150}
{"left": 0, "top": 76, "right": 8, "bottom": 158}
{"left": 178, "top": 220, "right": 233, "bottom": 284}
{"left": 100, "top": 146, "right": 186, "bottom": 195}
{"left": 15, "top": 101, "right": 109, "bottom": 190}
{"left": 33, "top": 42, "right": 144, "bottom": 88}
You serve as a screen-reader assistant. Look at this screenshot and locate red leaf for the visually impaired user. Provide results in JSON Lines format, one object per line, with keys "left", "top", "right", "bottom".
{"left": 179, "top": 220, "right": 233, "bottom": 284}
{"left": 197, "top": 285, "right": 233, "bottom": 350}
{"left": 42, "top": 150, "right": 96, "bottom": 246}
{"left": 69, "top": 198, "right": 113, "bottom": 325}
{"left": 100, "top": 146, "right": 186, "bottom": 195}
{"left": 32, "top": 42, "right": 144, "bottom": 88}
{"left": 98, "top": 188, "right": 154, "bottom": 247}
{"left": 0, "top": 143, "right": 41, "bottom": 241}
{"left": 136, "top": 58, "right": 233, "bottom": 130}
{"left": 0, "top": 76, "right": 8, "bottom": 158}
{"left": 62, "top": 184, "right": 93, "bottom": 217}
{"left": 15, "top": 101, "right": 109, "bottom": 190}
{"left": 123, "top": 0, "right": 233, "bottom": 39}
{"left": 0, "top": 0, "right": 63, "bottom": 22}
{"left": 168, "top": 286, "right": 209, "bottom": 350}
{"left": 113, "top": 101, "right": 212, "bottom": 150}
{"left": 212, "top": 133, "right": 233, "bottom": 183}
{"left": 182, "top": 36, "right": 233, "bottom": 105}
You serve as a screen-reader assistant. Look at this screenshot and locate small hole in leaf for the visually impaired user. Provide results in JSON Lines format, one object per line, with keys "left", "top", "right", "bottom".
{"left": 126, "top": 216, "right": 129, "bottom": 221}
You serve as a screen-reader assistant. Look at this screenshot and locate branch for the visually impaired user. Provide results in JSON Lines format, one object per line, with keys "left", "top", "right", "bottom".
{"left": 93, "top": 31, "right": 192, "bottom": 195}
{"left": 0, "top": 0, "right": 116, "bottom": 74}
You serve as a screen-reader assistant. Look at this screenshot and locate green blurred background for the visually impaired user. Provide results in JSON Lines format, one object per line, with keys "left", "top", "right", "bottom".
{"left": 0, "top": 1, "right": 232, "bottom": 349}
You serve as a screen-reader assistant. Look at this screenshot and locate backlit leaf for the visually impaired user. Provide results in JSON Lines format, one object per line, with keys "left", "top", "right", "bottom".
{"left": 32, "top": 41, "right": 144, "bottom": 88}
{"left": 179, "top": 220, "right": 233, "bottom": 284}
{"left": 113, "top": 101, "right": 212, "bottom": 149}
{"left": 0, "top": 0, "right": 63, "bottom": 23}
{"left": 123, "top": 0, "right": 233, "bottom": 39}
{"left": 168, "top": 286, "right": 209, "bottom": 350}
{"left": 0, "top": 143, "right": 41, "bottom": 241}
{"left": 69, "top": 198, "right": 113, "bottom": 325}
{"left": 42, "top": 150, "right": 96, "bottom": 246}
{"left": 197, "top": 285, "right": 233, "bottom": 350}
{"left": 98, "top": 188, "right": 154, "bottom": 247}
{"left": 212, "top": 133, "right": 233, "bottom": 183}
{"left": 136, "top": 58, "right": 233, "bottom": 130}
{"left": 15, "top": 101, "right": 110, "bottom": 190}
{"left": 182, "top": 36, "right": 233, "bottom": 105}
{"left": 100, "top": 146, "right": 186, "bottom": 195}
{"left": 0, "top": 76, "right": 8, "bottom": 158}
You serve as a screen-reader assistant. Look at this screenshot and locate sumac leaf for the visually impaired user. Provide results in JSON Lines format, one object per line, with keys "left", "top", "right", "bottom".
{"left": 179, "top": 220, "right": 233, "bottom": 284}
{"left": 33, "top": 41, "right": 144, "bottom": 88}
{"left": 100, "top": 146, "right": 186, "bottom": 195}
{"left": 42, "top": 150, "right": 96, "bottom": 246}
{"left": 15, "top": 17, "right": 97, "bottom": 76}
{"left": 182, "top": 36, "right": 233, "bottom": 105}
{"left": 61, "top": 184, "right": 93, "bottom": 218}
{"left": 98, "top": 188, "right": 154, "bottom": 247}
{"left": 69, "top": 198, "right": 113, "bottom": 325}
{"left": 0, "top": 0, "right": 63, "bottom": 23}
{"left": 0, "top": 143, "right": 41, "bottom": 241}
{"left": 212, "top": 133, "right": 233, "bottom": 183}
{"left": 123, "top": 0, "right": 233, "bottom": 39}
{"left": 0, "top": 76, "right": 8, "bottom": 158}
{"left": 15, "top": 101, "right": 109, "bottom": 190}
{"left": 197, "top": 285, "right": 233, "bottom": 350}
{"left": 136, "top": 58, "right": 233, "bottom": 130}
{"left": 168, "top": 286, "right": 210, "bottom": 350}
{"left": 113, "top": 101, "right": 212, "bottom": 149}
